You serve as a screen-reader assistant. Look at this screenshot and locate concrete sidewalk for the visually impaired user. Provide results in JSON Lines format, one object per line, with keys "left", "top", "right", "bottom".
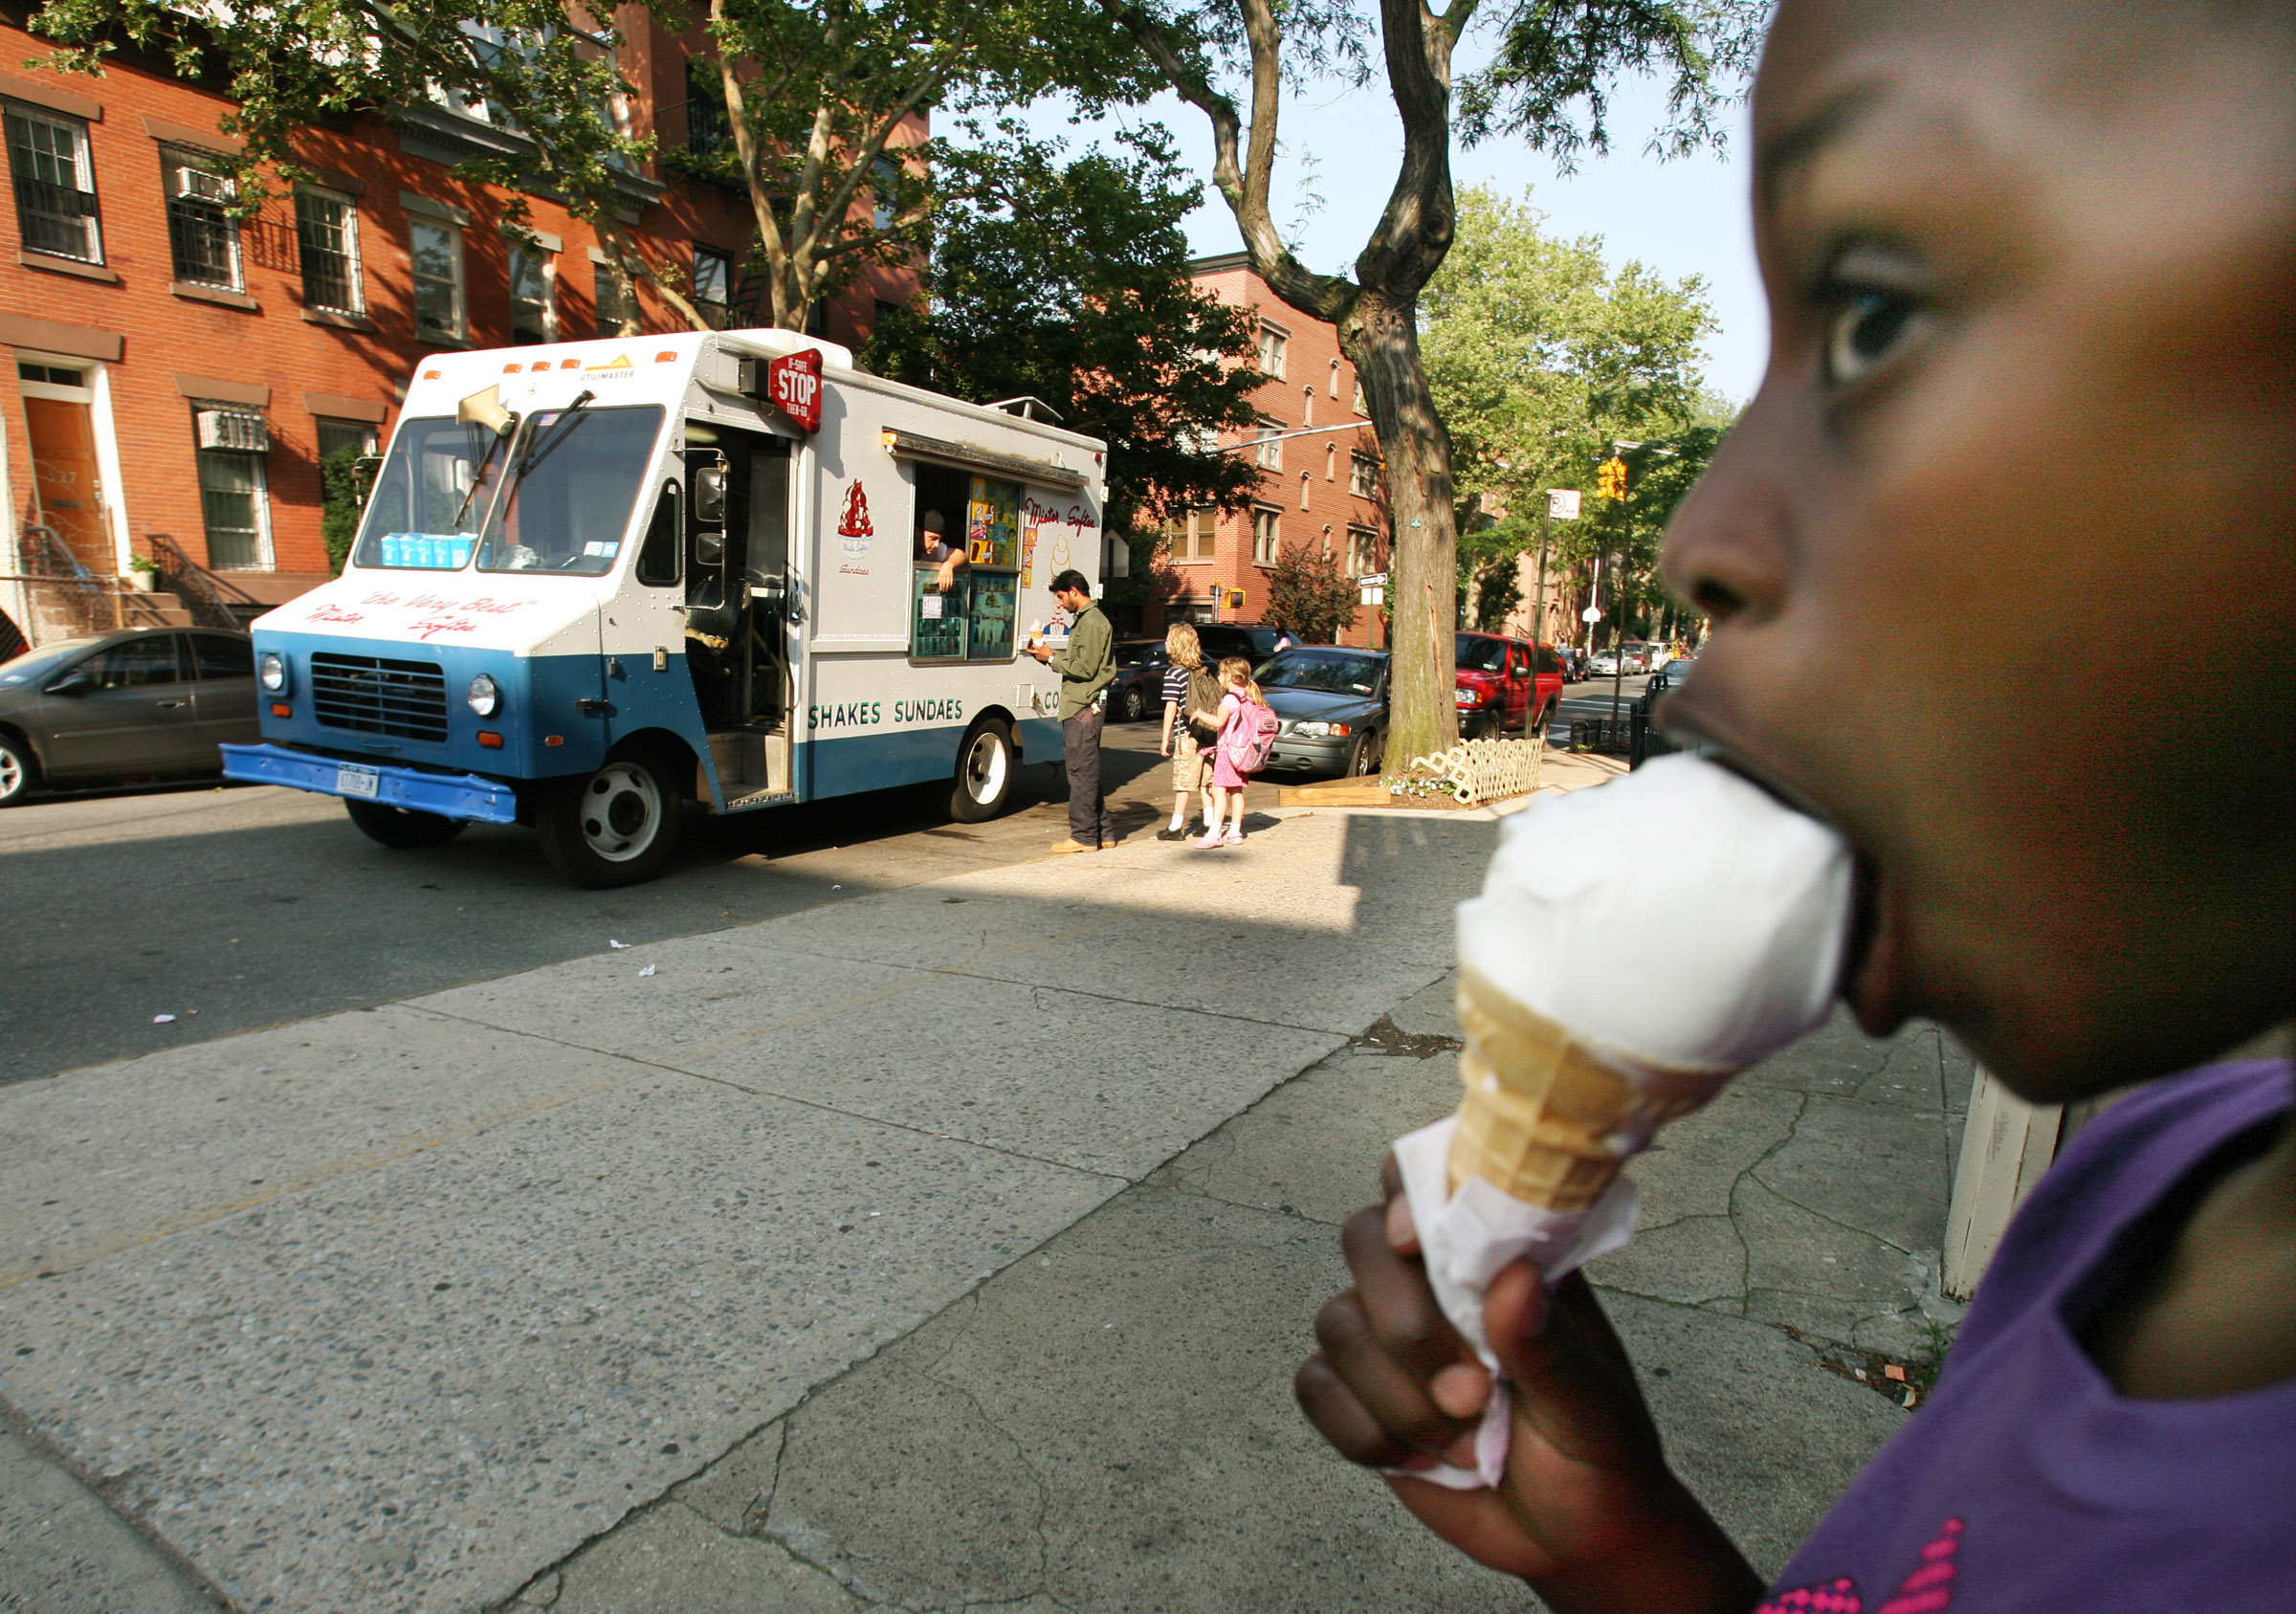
{"left": 3, "top": 801, "right": 1953, "bottom": 1613}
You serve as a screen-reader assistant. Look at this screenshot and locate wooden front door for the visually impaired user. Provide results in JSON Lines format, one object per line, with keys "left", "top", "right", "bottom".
{"left": 23, "top": 395, "right": 110, "bottom": 573}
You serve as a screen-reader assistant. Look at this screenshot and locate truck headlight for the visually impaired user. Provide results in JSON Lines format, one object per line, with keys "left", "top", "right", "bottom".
{"left": 258, "top": 651, "right": 288, "bottom": 693}
{"left": 467, "top": 673, "right": 501, "bottom": 717}
{"left": 1455, "top": 688, "right": 1486, "bottom": 706}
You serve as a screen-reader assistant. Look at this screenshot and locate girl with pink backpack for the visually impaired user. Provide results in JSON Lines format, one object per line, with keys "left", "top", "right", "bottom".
{"left": 1199, "top": 655, "right": 1279, "bottom": 849}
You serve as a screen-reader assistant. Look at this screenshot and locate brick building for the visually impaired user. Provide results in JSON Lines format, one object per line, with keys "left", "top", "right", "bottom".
{"left": 0, "top": 5, "right": 918, "bottom": 646}
{"left": 1146, "top": 253, "right": 1388, "bottom": 649}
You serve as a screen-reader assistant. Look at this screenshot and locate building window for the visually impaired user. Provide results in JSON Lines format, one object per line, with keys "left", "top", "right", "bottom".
{"left": 692, "top": 245, "right": 733, "bottom": 329}
{"left": 1346, "top": 524, "right": 1378, "bottom": 578}
{"left": 1350, "top": 451, "right": 1380, "bottom": 498}
{"left": 1302, "top": 385, "right": 1314, "bottom": 427}
{"left": 1254, "top": 428, "right": 1283, "bottom": 470}
{"left": 1325, "top": 442, "right": 1336, "bottom": 481}
{"left": 295, "top": 188, "right": 363, "bottom": 314}
{"left": 1299, "top": 472, "right": 1311, "bottom": 511}
{"left": 17, "top": 359, "right": 86, "bottom": 387}
{"left": 1163, "top": 506, "right": 1218, "bottom": 562}
{"left": 1329, "top": 357, "right": 1341, "bottom": 398}
{"left": 1257, "top": 322, "right": 1288, "bottom": 379}
{"left": 4, "top": 102, "right": 100, "bottom": 263}
{"left": 410, "top": 219, "right": 465, "bottom": 337}
{"left": 595, "top": 257, "right": 634, "bottom": 336}
{"left": 1251, "top": 505, "right": 1279, "bottom": 566}
{"left": 510, "top": 243, "right": 554, "bottom": 343}
{"left": 196, "top": 429, "right": 273, "bottom": 570}
{"left": 1353, "top": 378, "right": 1368, "bottom": 416}
{"left": 871, "top": 156, "right": 901, "bottom": 232}
{"left": 683, "top": 59, "right": 729, "bottom": 156}
{"left": 164, "top": 146, "right": 241, "bottom": 289}
{"left": 316, "top": 417, "right": 377, "bottom": 464}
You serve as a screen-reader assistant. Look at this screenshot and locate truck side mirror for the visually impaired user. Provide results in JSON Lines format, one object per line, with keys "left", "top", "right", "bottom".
{"left": 695, "top": 529, "right": 725, "bottom": 568}
{"left": 693, "top": 465, "right": 728, "bottom": 527}
{"left": 45, "top": 670, "right": 91, "bottom": 696}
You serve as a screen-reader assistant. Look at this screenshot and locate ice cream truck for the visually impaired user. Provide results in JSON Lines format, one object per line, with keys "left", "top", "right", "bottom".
{"left": 220, "top": 328, "right": 1106, "bottom": 886}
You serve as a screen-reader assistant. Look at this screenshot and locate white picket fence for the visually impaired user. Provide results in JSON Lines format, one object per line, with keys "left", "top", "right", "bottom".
{"left": 1389, "top": 736, "right": 1546, "bottom": 807}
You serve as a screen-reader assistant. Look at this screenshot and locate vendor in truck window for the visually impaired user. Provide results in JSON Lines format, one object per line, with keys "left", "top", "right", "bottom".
{"left": 918, "top": 509, "right": 967, "bottom": 590}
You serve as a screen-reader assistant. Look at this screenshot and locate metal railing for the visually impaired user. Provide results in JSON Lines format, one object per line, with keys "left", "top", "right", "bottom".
{"left": 7, "top": 523, "right": 123, "bottom": 635}
{"left": 145, "top": 532, "right": 264, "bottom": 630}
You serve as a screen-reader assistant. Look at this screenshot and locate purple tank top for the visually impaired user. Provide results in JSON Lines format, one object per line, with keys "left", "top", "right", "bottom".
{"left": 1759, "top": 1058, "right": 2295, "bottom": 1614}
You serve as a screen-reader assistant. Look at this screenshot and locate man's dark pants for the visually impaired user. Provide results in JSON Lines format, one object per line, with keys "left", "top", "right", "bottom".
{"left": 1061, "top": 706, "right": 1114, "bottom": 847}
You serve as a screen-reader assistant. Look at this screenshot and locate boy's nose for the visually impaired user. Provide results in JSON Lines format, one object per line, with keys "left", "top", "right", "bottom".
{"left": 1659, "top": 386, "right": 1799, "bottom": 630}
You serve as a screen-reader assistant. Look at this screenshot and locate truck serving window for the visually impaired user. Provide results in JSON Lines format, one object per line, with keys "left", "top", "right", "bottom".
{"left": 351, "top": 416, "right": 506, "bottom": 570}
{"left": 477, "top": 405, "right": 665, "bottom": 576}
{"left": 911, "top": 472, "right": 1023, "bottom": 661}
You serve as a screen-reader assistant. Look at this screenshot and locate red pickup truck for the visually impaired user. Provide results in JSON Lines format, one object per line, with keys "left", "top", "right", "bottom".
{"left": 1454, "top": 632, "right": 1565, "bottom": 739}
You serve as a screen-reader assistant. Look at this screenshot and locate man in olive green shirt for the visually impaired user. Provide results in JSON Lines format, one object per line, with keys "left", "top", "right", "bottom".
{"left": 1025, "top": 568, "right": 1115, "bottom": 851}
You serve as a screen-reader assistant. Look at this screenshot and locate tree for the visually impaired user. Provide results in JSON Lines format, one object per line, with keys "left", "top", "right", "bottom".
{"left": 1422, "top": 185, "right": 1718, "bottom": 634}
{"left": 863, "top": 129, "right": 1268, "bottom": 546}
{"left": 1089, "top": 0, "right": 1761, "bottom": 764}
{"left": 1264, "top": 542, "right": 1362, "bottom": 642}
{"left": 32, "top": 0, "right": 1159, "bottom": 333}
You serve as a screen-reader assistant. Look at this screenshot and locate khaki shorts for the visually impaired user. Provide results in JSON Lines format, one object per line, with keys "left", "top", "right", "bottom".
{"left": 1170, "top": 729, "right": 1211, "bottom": 792}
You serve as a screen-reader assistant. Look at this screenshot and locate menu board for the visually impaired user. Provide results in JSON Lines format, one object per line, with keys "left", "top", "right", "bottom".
{"left": 966, "top": 571, "right": 1017, "bottom": 660}
{"left": 966, "top": 476, "right": 1022, "bottom": 568}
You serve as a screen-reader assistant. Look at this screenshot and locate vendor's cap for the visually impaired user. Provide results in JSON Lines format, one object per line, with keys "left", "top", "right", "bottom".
{"left": 920, "top": 509, "right": 945, "bottom": 534}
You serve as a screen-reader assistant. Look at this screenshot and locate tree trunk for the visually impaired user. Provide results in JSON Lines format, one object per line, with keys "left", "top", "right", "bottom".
{"left": 1343, "top": 287, "right": 1457, "bottom": 763}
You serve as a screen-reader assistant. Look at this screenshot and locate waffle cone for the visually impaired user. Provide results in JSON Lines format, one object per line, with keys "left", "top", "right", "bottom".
{"left": 1447, "top": 968, "right": 1730, "bottom": 1209}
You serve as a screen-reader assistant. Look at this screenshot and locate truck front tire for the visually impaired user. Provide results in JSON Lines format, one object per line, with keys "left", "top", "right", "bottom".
{"left": 345, "top": 799, "right": 468, "bottom": 849}
{"left": 536, "top": 749, "right": 685, "bottom": 887}
{"left": 947, "top": 718, "right": 1014, "bottom": 823}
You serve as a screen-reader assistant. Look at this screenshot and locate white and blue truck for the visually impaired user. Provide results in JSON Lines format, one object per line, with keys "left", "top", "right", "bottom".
{"left": 223, "top": 327, "right": 1107, "bottom": 885}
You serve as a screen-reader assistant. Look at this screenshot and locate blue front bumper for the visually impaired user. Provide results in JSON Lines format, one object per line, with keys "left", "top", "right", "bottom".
{"left": 220, "top": 742, "right": 521, "bottom": 825}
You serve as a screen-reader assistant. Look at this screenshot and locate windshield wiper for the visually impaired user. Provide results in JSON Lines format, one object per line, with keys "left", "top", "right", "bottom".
{"left": 448, "top": 427, "right": 511, "bottom": 532}
{"left": 517, "top": 388, "right": 598, "bottom": 480}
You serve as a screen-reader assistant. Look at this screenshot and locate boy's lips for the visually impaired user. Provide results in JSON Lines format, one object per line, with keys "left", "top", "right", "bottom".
{"left": 1656, "top": 688, "right": 1910, "bottom": 1033}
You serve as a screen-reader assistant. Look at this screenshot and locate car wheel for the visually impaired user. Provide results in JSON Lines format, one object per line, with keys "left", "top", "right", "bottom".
{"left": 0, "top": 732, "right": 34, "bottom": 807}
{"left": 1347, "top": 729, "right": 1384, "bottom": 777}
{"left": 345, "top": 798, "right": 468, "bottom": 849}
{"left": 948, "top": 717, "right": 1015, "bottom": 823}
{"left": 1120, "top": 684, "right": 1146, "bottom": 722}
{"left": 536, "top": 748, "right": 685, "bottom": 888}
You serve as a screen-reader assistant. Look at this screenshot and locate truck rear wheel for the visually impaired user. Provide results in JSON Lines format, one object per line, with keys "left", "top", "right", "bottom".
{"left": 947, "top": 718, "right": 1014, "bottom": 823}
{"left": 536, "top": 750, "right": 684, "bottom": 888}
{"left": 345, "top": 799, "right": 467, "bottom": 849}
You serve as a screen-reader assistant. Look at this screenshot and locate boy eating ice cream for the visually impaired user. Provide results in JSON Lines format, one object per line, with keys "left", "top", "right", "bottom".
{"left": 1293, "top": 2, "right": 2296, "bottom": 1609}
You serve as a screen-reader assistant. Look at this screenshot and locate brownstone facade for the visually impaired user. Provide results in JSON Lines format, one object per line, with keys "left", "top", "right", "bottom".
{"left": 0, "top": 7, "right": 918, "bottom": 642}
{"left": 1148, "top": 253, "right": 1389, "bottom": 649}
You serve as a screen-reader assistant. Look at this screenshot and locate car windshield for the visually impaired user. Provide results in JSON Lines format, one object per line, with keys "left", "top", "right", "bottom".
{"left": 1257, "top": 650, "right": 1383, "bottom": 696}
{"left": 1455, "top": 635, "right": 1510, "bottom": 673}
{"left": 0, "top": 640, "right": 97, "bottom": 687}
{"left": 350, "top": 415, "right": 509, "bottom": 571}
{"left": 478, "top": 405, "right": 664, "bottom": 575}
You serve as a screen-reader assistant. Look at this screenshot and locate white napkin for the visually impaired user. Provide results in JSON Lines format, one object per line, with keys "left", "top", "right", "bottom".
{"left": 1383, "top": 1116, "right": 1641, "bottom": 1490}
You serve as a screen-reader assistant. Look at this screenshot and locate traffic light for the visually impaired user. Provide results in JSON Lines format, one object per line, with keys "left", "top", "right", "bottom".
{"left": 1598, "top": 456, "right": 1628, "bottom": 500}
{"left": 1226, "top": 587, "right": 1247, "bottom": 609}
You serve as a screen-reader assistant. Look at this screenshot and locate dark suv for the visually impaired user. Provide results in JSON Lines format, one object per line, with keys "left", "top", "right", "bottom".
{"left": 1194, "top": 624, "right": 1292, "bottom": 667}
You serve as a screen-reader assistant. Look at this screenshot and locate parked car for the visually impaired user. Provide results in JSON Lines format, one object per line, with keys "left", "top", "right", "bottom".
{"left": 1453, "top": 631, "right": 1564, "bottom": 739}
{"left": 1195, "top": 623, "right": 1292, "bottom": 666}
{"left": 1106, "top": 639, "right": 1170, "bottom": 722}
{"left": 1647, "top": 655, "right": 1696, "bottom": 694}
{"left": 1588, "top": 650, "right": 1623, "bottom": 677}
{"left": 1252, "top": 646, "right": 1390, "bottom": 778}
{"left": 0, "top": 627, "right": 260, "bottom": 806}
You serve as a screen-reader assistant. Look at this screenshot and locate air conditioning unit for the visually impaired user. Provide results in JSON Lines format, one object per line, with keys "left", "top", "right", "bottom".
{"left": 171, "top": 167, "right": 233, "bottom": 205}
{"left": 195, "top": 409, "right": 271, "bottom": 453}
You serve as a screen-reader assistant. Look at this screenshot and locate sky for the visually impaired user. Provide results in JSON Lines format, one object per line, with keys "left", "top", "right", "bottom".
{"left": 1019, "top": 55, "right": 1769, "bottom": 405}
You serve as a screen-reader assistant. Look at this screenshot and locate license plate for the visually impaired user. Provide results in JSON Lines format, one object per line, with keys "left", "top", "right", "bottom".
{"left": 336, "top": 764, "right": 381, "bottom": 799}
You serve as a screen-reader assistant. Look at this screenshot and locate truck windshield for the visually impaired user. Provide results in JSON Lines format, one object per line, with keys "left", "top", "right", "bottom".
{"left": 351, "top": 416, "right": 510, "bottom": 571}
{"left": 477, "top": 405, "right": 664, "bottom": 575}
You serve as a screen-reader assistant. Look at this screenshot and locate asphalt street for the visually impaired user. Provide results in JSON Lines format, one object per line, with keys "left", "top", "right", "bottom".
{"left": 0, "top": 674, "right": 1643, "bottom": 1087}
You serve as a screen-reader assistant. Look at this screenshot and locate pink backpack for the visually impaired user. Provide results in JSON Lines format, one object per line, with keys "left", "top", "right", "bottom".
{"left": 1222, "top": 695, "right": 1282, "bottom": 773}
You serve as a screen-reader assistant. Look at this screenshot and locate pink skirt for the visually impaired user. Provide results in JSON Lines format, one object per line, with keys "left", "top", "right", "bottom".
{"left": 1211, "top": 750, "right": 1247, "bottom": 789}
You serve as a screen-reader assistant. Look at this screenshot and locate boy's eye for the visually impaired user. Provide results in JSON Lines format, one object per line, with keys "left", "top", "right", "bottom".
{"left": 1826, "top": 288, "right": 1926, "bottom": 387}
{"left": 1817, "top": 244, "right": 1935, "bottom": 392}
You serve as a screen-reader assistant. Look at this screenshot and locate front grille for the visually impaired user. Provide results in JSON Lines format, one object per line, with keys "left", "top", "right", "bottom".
{"left": 311, "top": 652, "right": 449, "bottom": 742}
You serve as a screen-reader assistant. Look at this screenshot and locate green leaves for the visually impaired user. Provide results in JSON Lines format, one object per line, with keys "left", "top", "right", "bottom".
{"left": 863, "top": 128, "right": 1266, "bottom": 542}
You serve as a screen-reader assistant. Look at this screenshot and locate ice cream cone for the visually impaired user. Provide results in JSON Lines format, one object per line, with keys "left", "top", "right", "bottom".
{"left": 1446, "top": 967, "right": 1732, "bottom": 1209}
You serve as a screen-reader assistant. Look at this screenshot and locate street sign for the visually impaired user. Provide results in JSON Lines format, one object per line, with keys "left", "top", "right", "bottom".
{"left": 1582, "top": 605, "right": 1601, "bottom": 622}
{"left": 1358, "top": 571, "right": 1388, "bottom": 586}
{"left": 1546, "top": 489, "right": 1581, "bottom": 520}
{"left": 767, "top": 349, "right": 824, "bottom": 432}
